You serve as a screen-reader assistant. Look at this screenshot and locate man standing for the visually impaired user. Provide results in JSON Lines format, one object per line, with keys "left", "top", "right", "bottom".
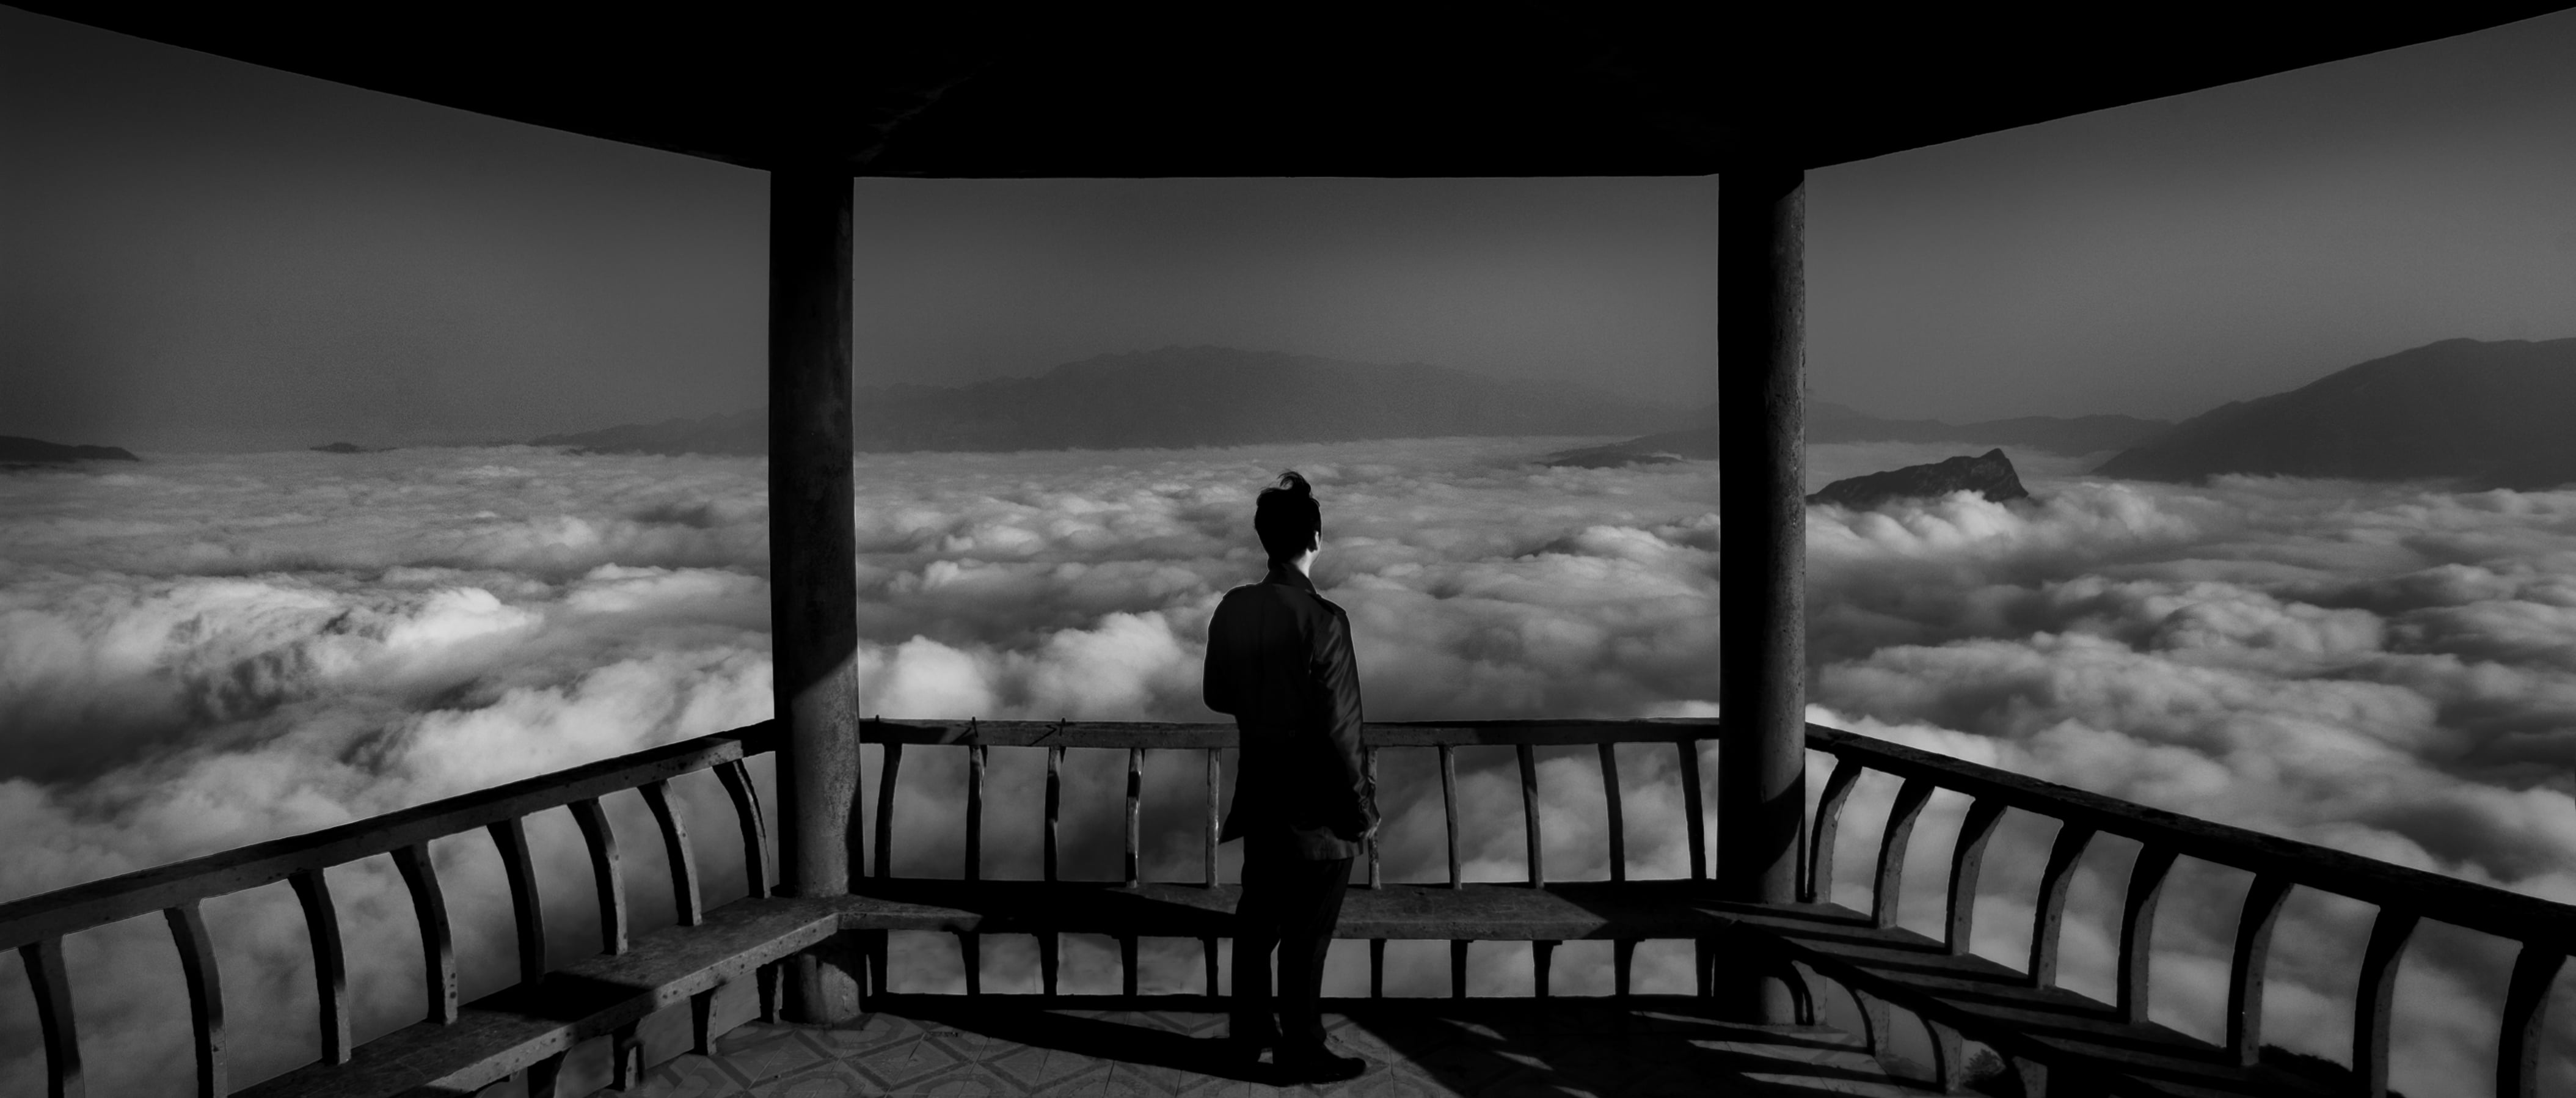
{"left": 1203, "top": 471, "right": 1376, "bottom": 1084}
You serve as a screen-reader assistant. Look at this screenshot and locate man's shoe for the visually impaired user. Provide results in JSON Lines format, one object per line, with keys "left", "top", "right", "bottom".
{"left": 1274, "top": 1045, "right": 1368, "bottom": 1083}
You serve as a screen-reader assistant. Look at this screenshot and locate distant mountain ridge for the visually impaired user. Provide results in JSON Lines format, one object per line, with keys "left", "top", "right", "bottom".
{"left": 0, "top": 436, "right": 138, "bottom": 464}
{"left": 1542, "top": 403, "right": 2169, "bottom": 467}
{"left": 2095, "top": 337, "right": 2576, "bottom": 488}
{"left": 1809, "top": 403, "right": 2170, "bottom": 452}
{"left": 534, "top": 347, "right": 1691, "bottom": 454}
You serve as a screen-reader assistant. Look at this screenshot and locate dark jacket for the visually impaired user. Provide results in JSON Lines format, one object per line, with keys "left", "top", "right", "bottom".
{"left": 1204, "top": 564, "right": 1376, "bottom": 860}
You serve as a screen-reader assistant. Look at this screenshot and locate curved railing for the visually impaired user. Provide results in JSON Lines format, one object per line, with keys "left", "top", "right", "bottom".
{"left": 5, "top": 716, "right": 2567, "bottom": 1097}
{"left": 0, "top": 722, "right": 780, "bottom": 1098}
{"left": 1805, "top": 725, "right": 2574, "bottom": 1098}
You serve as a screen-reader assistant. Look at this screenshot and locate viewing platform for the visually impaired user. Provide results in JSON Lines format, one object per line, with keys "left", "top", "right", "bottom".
{"left": 11, "top": 7, "right": 2575, "bottom": 1096}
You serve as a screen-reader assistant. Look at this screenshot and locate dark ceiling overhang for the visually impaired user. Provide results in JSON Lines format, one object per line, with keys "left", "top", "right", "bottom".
{"left": 13, "top": 4, "right": 2574, "bottom": 175}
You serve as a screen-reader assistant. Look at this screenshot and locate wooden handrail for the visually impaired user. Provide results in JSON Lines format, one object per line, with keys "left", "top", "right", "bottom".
{"left": 1806, "top": 724, "right": 2576, "bottom": 945}
{"left": 1804, "top": 722, "right": 2575, "bottom": 1097}
{"left": 0, "top": 722, "right": 778, "bottom": 1098}
{"left": 859, "top": 717, "right": 1718, "bottom": 748}
{"left": 0, "top": 723, "right": 776, "bottom": 953}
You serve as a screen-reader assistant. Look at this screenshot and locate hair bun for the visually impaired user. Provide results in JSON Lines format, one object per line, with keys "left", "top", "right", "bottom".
{"left": 1274, "top": 470, "right": 1312, "bottom": 497}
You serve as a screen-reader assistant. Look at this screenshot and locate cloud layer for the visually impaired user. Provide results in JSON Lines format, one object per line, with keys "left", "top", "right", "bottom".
{"left": 2, "top": 439, "right": 2571, "bottom": 1094}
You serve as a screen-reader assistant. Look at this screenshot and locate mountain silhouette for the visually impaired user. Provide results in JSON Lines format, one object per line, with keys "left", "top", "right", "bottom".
{"left": 1542, "top": 403, "right": 2167, "bottom": 467}
{"left": 533, "top": 347, "right": 1688, "bottom": 455}
{"left": 1, "top": 436, "right": 139, "bottom": 464}
{"left": 2095, "top": 337, "right": 2576, "bottom": 488}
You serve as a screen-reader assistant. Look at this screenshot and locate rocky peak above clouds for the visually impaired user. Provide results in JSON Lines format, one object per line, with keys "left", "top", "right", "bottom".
{"left": 1805, "top": 448, "right": 2029, "bottom": 510}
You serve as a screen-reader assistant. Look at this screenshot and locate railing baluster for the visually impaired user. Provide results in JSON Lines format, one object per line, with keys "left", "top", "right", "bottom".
{"left": 960, "top": 932, "right": 980, "bottom": 995}
{"left": 1370, "top": 939, "right": 1386, "bottom": 998}
{"left": 966, "top": 743, "right": 985, "bottom": 882}
{"left": 689, "top": 987, "right": 718, "bottom": 1055}
{"left": 1944, "top": 797, "right": 2006, "bottom": 955}
{"left": 1517, "top": 744, "right": 1544, "bottom": 886}
{"left": 1440, "top": 744, "right": 1462, "bottom": 888}
{"left": 290, "top": 868, "right": 351, "bottom": 1064}
{"left": 1122, "top": 935, "right": 1140, "bottom": 997}
{"left": 1042, "top": 742, "right": 1063, "bottom": 996}
{"left": 872, "top": 742, "right": 903, "bottom": 880}
{"left": 164, "top": 901, "right": 225, "bottom": 1098}
{"left": 1203, "top": 937, "right": 1219, "bottom": 997}
{"left": 21, "top": 937, "right": 81, "bottom": 1098}
{"left": 2353, "top": 907, "right": 2419, "bottom": 1098}
{"left": 1678, "top": 739, "right": 1707, "bottom": 880}
{"left": 1204, "top": 748, "right": 1222, "bottom": 887}
{"left": 1365, "top": 747, "right": 1382, "bottom": 888}
{"left": 2117, "top": 845, "right": 2178, "bottom": 1026}
{"left": 2497, "top": 942, "right": 2567, "bottom": 1098}
{"left": 1533, "top": 940, "right": 1556, "bottom": 998}
{"left": 867, "top": 931, "right": 889, "bottom": 1000}
{"left": 569, "top": 797, "right": 627, "bottom": 955}
{"left": 1805, "top": 757, "right": 1863, "bottom": 904}
{"left": 1125, "top": 747, "right": 1144, "bottom": 888}
{"left": 391, "top": 843, "right": 457, "bottom": 1023}
{"left": 525, "top": 1050, "right": 567, "bottom": 1098}
{"left": 715, "top": 758, "right": 771, "bottom": 898}
{"left": 2225, "top": 874, "right": 2290, "bottom": 1066}
{"left": 1597, "top": 742, "right": 1625, "bottom": 882}
{"left": 1451, "top": 940, "right": 1469, "bottom": 998}
{"left": 638, "top": 780, "right": 702, "bottom": 928}
{"left": 1613, "top": 939, "right": 1635, "bottom": 998}
{"left": 1871, "top": 778, "right": 1934, "bottom": 929}
{"left": 1927, "top": 1018, "right": 1969, "bottom": 1094}
{"left": 488, "top": 816, "right": 547, "bottom": 985}
{"left": 1043, "top": 744, "right": 1062, "bottom": 883}
{"left": 2027, "top": 822, "right": 2095, "bottom": 988}
{"left": 611, "top": 1020, "right": 643, "bottom": 1091}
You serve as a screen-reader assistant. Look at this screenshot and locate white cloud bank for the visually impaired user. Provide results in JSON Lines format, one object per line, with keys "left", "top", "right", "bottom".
{"left": 0, "top": 439, "right": 2570, "bottom": 1094}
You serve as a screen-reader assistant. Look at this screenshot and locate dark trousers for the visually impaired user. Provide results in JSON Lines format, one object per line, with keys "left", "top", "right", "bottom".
{"left": 1230, "top": 849, "right": 1352, "bottom": 1051}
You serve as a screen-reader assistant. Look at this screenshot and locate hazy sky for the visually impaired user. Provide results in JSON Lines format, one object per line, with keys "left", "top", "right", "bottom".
{"left": 7, "top": 6, "right": 2576, "bottom": 450}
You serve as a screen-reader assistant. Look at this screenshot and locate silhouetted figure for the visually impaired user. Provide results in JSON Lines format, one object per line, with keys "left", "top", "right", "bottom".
{"left": 1203, "top": 471, "right": 1377, "bottom": 1084}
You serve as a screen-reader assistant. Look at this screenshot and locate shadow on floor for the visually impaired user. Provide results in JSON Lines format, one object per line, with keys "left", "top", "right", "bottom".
{"left": 619, "top": 995, "right": 1957, "bottom": 1096}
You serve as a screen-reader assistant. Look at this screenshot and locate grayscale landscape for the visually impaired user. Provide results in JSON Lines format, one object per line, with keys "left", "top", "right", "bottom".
{"left": 8, "top": 4, "right": 2576, "bottom": 1095}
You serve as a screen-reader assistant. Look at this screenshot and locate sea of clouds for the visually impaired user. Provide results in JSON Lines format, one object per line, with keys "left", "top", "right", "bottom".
{"left": 2, "top": 437, "right": 2572, "bottom": 1094}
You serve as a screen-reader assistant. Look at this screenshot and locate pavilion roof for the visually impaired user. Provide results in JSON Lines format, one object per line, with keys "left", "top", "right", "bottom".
{"left": 13, "top": 4, "right": 2574, "bottom": 174}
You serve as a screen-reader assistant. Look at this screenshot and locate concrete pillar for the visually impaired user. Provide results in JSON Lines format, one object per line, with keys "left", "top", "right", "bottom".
{"left": 1717, "top": 160, "right": 1807, "bottom": 1023}
{"left": 768, "top": 167, "right": 865, "bottom": 1023}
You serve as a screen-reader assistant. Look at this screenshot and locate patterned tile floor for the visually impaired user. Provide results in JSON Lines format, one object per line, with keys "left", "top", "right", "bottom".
{"left": 615, "top": 1000, "right": 1954, "bottom": 1097}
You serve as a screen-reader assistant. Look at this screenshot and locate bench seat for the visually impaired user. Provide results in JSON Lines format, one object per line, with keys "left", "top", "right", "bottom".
{"left": 241, "top": 897, "right": 839, "bottom": 1098}
{"left": 1691, "top": 899, "right": 2342, "bottom": 1097}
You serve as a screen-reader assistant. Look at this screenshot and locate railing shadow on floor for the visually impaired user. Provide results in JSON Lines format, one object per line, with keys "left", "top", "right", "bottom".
{"left": 835, "top": 994, "right": 1949, "bottom": 1096}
